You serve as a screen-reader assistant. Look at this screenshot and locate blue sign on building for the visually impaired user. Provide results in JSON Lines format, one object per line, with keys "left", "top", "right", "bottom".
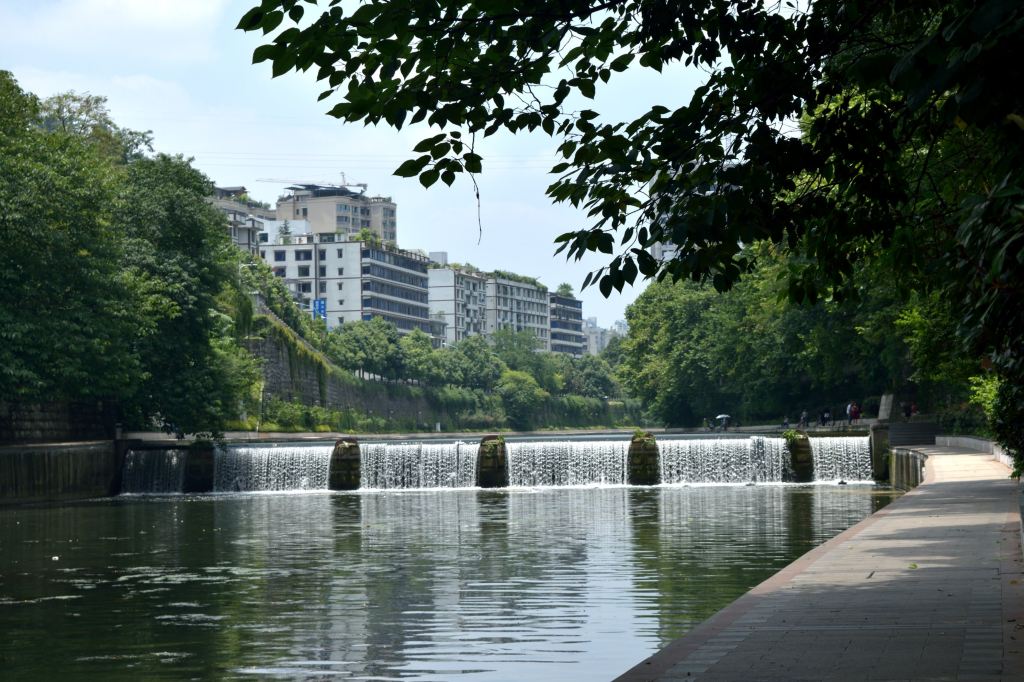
{"left": 312, "top": 298, "right": 327, "bottom": 320}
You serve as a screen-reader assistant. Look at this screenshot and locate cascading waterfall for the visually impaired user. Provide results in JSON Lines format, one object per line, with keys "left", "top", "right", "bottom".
{"left": 506, "top": 440, "right": 628, "bottom": 487}
{"left": 360, "top": 442, "right": 476, "bottom": 489}
{"left": 213, "top": 445, "right": 331, "bottom": 492}
{"left": 810, "top": 436, "right": 872, "bottom": 482}
{"left": 120, "top": 449, "right": 188, "bottom": 494}
{"left": 659, "top": 436, "right": 789, "bottom": 484}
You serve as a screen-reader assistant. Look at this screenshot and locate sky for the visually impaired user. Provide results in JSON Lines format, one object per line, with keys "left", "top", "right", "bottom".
{"left": 0, "top": 0, "right": 706, "bottom": 327}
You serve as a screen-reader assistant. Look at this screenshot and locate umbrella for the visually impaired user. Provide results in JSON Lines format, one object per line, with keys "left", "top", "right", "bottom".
{"left": 716, "top": 414, "right": 730, "bottom": 420}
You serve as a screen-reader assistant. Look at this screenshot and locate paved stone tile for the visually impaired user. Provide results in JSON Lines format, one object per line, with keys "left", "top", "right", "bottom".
{"left": 617, "top": 446, "right": 1024, "bottom": 681}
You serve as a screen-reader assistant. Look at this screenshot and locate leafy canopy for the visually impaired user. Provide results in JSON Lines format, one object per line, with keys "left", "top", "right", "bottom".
{"left": 239, "top": 0, "right": 1021, "bottom": 300}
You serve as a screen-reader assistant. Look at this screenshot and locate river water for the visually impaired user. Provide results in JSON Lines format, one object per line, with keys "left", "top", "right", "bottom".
{"left": 0, "top": 485, "right": 897, "bottom": 680}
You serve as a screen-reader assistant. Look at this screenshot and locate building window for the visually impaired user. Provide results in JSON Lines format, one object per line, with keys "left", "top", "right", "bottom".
{"left": 259, "top": 233, "right": 269, "bottom": 243}
{"left": 336, "top": 249, "right": 344, "bottom": 258}
{"left": 302, "top": 207, "right": 308, "bottom": 217}
{"left": 259, "top": 250, "right": 266, "bottom": 259}
{"left": 273, "top": 250, "right": 286, "bottom": 262}
{"left": 338, "top": 299, "right": 345, "bottom": 306}
{"left": 273, "top": 267, "right": 286, "bottom": 278}
{"left": 319, "top": 281, "right": 327, "bottom": 293}
{"left": 319, "top": 266, "right": 327, "bottom": 277}
{"left": 337, "top": 282, "right": 344, "bottom": 290}
{"left": 298, "top": 282, "right": 312, "bottom": 293}
{"left": 319, "top": 233, "right": 335, "bottom": 243}
{"left": 295, "top": 250, "right": 312, "bottom": 261}
{"left": 337, "top": 267, "right": 344, "bottom": 275}
{"left": 318, "top": 249, "right": 326, "bottom": 260}
{"left": 298, "top": 266, "right": 310, "bottom": 277}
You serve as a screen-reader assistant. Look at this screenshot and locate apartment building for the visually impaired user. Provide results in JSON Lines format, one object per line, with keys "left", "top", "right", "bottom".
{"left": 259, "top": 235, "right": 441, "bottom": 339}
{"left": 428, "top": 266, "right": 487, "bottom": 346}
{"left": 276, "top": 184, "right": 397, "bottom": 243}
{"left": 484, "top": 273, "right": 550, "bottom": 351}
{"left": 210, "top": 186, "right": 276, "bottom": 255}
{"left": 584, "top": 317, "right": 610, "bottom": 355}
{"left": 548, "top": 293, "right": 586, "bottom": 356}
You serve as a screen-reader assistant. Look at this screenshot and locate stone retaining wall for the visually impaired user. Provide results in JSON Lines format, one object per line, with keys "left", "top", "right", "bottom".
{"left": 245, "top": 330, "right": 445, "bottom": 427}
{"left": 0, "top": 402, "right": 114, "bottom": 445}
{"left": 0, "top": 441, "right": 119, "bottom": 505}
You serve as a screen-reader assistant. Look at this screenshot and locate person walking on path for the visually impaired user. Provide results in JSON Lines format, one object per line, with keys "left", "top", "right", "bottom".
{"left": 846, "top": 401, "right": 853, "bottom": 425}
{"left": 799, "top": 410, "right": 808, "bottom": 428}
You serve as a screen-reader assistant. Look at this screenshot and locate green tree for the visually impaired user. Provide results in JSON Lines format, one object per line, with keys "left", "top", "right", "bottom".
{"left": 560, "top": 355, "right": 619, "bottom": 400}
{"left": 491, "top": 328, "right": 560, "bottom": 392}
{"left": 449, "top": 335, "right": 505, "bottom": 391}
{"left": 39, "top": 91, "right": 153, "bottom": 162}
{"left": 0, "top": 73, "right": 142, "bottom": 400}
{"left": 399, "top": 329, "right": 444, "bottom": 385}
{"left": 1, "top": 73, "right": 258, "bottom": 435}
{"left": 328, "top": 317, "right": 405, "bottom": 380}
{"left": 116, "top": 153, "right": 259, "bottom": 435}
{"left": 556, "top": 283, "right": 574, "bottom": 297}
{"left": 496, "top": 369, "right": 548, "bottom": 431}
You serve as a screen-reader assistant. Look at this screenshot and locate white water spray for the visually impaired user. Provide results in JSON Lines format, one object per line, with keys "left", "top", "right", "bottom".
{"left": 506, "top": 440, "right": 628, "bottom": 487}
{"left": 360, "top": 442, "right": 476, "bottom": 489}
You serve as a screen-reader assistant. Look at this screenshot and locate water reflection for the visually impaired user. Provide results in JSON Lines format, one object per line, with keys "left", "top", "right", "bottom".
{"left": 0, "top": 485, "right": 897, "bottom": 680}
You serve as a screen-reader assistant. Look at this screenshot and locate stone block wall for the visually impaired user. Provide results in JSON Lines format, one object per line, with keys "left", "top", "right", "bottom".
{"left": 0, "top": 441, "right": 118, "bottom": 504}
{"left": 245, "top": 331, "right": 448, "bottom": 426}
{"left": 0, "top": 402, "right": 114, "bottom": 445}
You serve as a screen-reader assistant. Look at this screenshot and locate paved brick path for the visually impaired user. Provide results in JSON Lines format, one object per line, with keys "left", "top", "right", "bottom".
{"left": 617, "top": 446, "right": 1024, "bottom": 681}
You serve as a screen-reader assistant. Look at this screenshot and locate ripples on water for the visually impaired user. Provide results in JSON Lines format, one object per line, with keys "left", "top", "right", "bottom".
{"left": 0, "top": 485, "right": 897, "bottom": 680}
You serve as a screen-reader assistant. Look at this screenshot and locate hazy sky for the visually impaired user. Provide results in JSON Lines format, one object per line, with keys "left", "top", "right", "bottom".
{"left": 1, "top": 0, "right": 705, "bottom": 326}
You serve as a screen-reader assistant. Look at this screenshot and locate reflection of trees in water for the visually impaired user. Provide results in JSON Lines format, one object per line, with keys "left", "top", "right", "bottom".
{"left": 630, "top": 486, "right": 893, "bottom": 647}
{"left": 208, "top": 493, "right": 342, "bottom": 674}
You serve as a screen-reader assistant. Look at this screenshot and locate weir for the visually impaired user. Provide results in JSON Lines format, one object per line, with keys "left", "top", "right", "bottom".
{"left": 506, "top": 440, "right": 628, "bottom": 487}
{"left": 658, "top": 436, "right": 789, "bottom": 484}
{"left": 120, "top": 449, "right": 187, "bottom": 494}
{"left": 810, "top": 436, "right": 872, "bottom": 482}
{"left": 103, "top": 433, "right": 874, "bottom": 496}
{"left": 213, "top": 445, "right": 332, "bottom": 492}
{"left": 359, "top": 441, "right": 477, "bottom": 489}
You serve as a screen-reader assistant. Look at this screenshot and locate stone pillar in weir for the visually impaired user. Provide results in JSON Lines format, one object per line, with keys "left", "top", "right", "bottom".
{"left": 329, "top": 438, "right": 361, "bottom": 490}
{"left": 182, "top": 444, "right": 214, "bottom": 493}
{"left": 869, "top": 423, "right": 890, "bottom": 481}
{"left": 788, "top": 435, "right": 814, "bottom": 482}
{"left": 477, "top": 436, "right": 507, "bottom": 488}
{"left": 627, "top": 433, "right": 659, "bottom": 485}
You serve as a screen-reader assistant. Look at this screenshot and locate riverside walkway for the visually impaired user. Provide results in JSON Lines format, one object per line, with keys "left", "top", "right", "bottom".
{"left": 618, "top": 445, "right": 1024, "bottom": 681}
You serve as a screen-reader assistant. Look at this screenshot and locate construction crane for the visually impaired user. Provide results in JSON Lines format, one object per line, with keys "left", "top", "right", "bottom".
{"left": 255, "top": 173, "right": 368, "bottom": 193}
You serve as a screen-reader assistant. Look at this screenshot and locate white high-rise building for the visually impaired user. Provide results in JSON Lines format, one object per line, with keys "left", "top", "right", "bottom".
{"left": 428, "top": 267, "right": 487, "bottom": 346}
{"left": 258, "top": 234, "right": 441, "bottom": 341}
{"left": 484, "top": 273, "right": 550, "bottom": 350}
{"left": 584, "top": 317, "right": 611, "bottom": 355}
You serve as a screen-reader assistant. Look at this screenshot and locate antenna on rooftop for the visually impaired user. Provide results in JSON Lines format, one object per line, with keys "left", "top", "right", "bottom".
{"left": 338, "top": 172, "right": 368, "bottom": 193}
